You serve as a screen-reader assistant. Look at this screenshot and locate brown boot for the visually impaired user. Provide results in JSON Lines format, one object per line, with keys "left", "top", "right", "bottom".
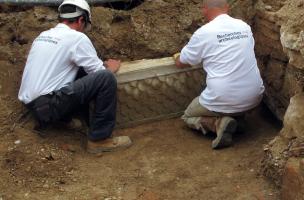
{"left": 212, "top": 116, "right": 237, "bottom": 149}
{"left": 87, "top": 136, "right": 132, "bottom": 154}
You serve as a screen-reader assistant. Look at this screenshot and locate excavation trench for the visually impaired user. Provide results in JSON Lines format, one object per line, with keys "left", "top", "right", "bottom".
{"left": 0, "top": 0, "right": 303, "bottom": 199}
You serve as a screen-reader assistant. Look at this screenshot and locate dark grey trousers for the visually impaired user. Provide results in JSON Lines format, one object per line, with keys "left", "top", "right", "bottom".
{"left": 26, "top": 70, "right": 117, "bottom": 141}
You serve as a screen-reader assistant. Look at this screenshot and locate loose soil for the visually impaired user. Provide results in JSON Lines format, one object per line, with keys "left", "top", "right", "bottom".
{"left": 0, "top": 106, "right": 281, "bottom": 199}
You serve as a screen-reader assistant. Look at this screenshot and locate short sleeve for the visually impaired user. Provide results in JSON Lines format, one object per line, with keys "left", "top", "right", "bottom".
{"left": 72, "top": 35, "right": 105, "bottom": 74}
{"left": 180, "top": 33, "right": 204, "bottom": 66}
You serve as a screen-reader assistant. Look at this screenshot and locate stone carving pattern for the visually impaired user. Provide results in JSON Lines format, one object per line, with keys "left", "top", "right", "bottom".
{"left": 116, "top": 70, "right": 204, "bottom": 127}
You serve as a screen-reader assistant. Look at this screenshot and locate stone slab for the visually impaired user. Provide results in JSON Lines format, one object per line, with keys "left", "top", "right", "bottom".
{"left": 115, "top": 57, "right": 205, "bottom": 128}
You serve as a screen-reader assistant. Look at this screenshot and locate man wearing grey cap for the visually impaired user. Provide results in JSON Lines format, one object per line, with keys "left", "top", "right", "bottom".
{"left": 19, "top": 0, "right": 132, "bottom": 153}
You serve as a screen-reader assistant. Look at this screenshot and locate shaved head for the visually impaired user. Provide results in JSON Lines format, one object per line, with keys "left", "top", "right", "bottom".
{"left": 203, "top": 0, "right": 228, "bottom": 8}
{"left": 201, "top": 0, "right": 229, "bottom": 21}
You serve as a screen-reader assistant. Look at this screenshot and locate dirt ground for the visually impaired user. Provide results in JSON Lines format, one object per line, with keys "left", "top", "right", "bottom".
{"left": 0, "top": 105, "right": 281, "bottom": 200}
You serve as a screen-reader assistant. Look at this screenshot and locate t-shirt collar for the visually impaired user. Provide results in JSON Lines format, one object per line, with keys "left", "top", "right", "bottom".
{"left": 55, "top": 23, "right": 71, "bottom": 29}
{"left": 213, "top": 14, "right": 229, "bottom": 21}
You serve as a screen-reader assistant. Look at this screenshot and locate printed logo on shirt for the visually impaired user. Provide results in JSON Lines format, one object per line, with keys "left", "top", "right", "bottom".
{"left": 35, "top": 36, "right": 61, "bottom": 45}
{"left": 217, "top": 31, "right": 249, "bottom": 43}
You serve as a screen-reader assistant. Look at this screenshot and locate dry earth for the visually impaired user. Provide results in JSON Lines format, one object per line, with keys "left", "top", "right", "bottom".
{"left": 0, "top": 106, "right": 281, "bottom": 199}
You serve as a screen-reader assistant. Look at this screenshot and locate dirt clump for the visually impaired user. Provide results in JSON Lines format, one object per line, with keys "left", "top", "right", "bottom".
{"left": 90, "top": 0, "right": 203, "bottom": 61}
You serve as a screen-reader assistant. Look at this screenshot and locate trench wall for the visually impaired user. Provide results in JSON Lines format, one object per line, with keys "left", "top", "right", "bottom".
{"left": 254, "top": 0, "right": 304, "bottom": 197}
{"left": 254, "top": 1, "right": 304, "bottom": 121}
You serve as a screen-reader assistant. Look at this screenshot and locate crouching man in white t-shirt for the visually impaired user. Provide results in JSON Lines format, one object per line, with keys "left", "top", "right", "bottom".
{"left": 174, "top": 0, "right": 265, "bottom": 149}
{"left": 18, "top": 0, "right": 132, "bottom": 153}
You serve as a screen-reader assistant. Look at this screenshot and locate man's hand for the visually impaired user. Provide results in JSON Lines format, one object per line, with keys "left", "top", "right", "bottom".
{"left": 104, "top": 59, "right": 121, "bottom": 73}
{"left": 173, "top": 53, "right": 181, "bottom": 60}
{"left": 173, "top": 53, "right": 191, "bottom": 68}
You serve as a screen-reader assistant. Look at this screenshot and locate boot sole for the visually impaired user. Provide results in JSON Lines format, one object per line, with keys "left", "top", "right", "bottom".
{"left": 212, "top": 118, "right": 237, "bottom": 149}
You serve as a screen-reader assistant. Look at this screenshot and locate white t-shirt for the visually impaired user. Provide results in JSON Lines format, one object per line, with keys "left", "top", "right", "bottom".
{"left": 18, "top": 23, "right": 105, "bottom": 104}
{"left": 180, "top": 14, "right": 264, "bottom": 113}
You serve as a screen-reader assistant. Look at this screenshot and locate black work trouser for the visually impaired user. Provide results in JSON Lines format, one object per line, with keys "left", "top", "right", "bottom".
{"left": 26, "top": 70, "right": 117, "bottom": 141}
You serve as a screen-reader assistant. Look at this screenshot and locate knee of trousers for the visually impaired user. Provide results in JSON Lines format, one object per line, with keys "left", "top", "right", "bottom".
{"left": 95, "top": 70, "right": 117, "bottom": 89}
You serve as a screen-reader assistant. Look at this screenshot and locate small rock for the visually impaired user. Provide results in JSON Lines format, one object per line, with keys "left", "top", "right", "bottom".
{"left": 45, "top": 154, "right": 55, "bottom": 161}
{"left": 8, "top": 147, "right": 14, "bottom": 151}
{"left": 14, "top": 140, "right": 21, "bottom": 145}
{"left": 26, "top": 166, "right": 31, "bottom": 172}
{"left": 66, "top": 170, "right": 74, "bottom": 175}
{"left": 265, "top": 5, "right": 272, "bottom": 11}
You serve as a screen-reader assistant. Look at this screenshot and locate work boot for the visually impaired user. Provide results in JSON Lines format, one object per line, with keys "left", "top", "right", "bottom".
{"left": 87, "top": 136, "right": 132, "bottom": 154}
{"left": 212, "top": 116, "right": 237, "bottom": 149}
